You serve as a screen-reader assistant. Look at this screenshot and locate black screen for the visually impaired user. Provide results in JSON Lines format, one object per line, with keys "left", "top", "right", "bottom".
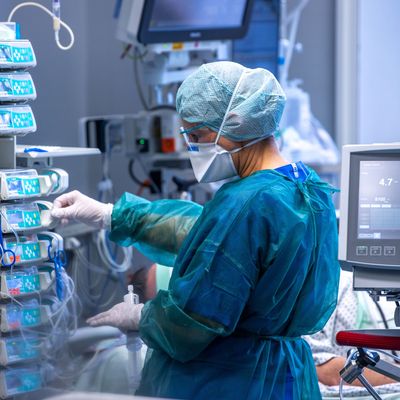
{"left": 149, "top": 0, "right": 247, "bottom": 31}
{"left": 138, "top": 0, "right": 253, "bottom": 44}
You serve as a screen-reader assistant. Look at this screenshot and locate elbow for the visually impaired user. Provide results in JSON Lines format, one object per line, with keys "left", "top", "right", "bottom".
{"left": 320, "top": 374, "right": 342, "bottom": 387}
{"left": 316, "top": 358, "right": 344, "bottom": 386}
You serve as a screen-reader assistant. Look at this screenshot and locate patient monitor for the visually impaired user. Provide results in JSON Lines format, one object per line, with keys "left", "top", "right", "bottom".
{"left": 339, "top": 143, "right": 400, "bottom": 302}
{"left": 337, "top": 143, "right": 400, "bottom": 398}
{"left": 115, "top": 0, "right": 254, "bottom": 87}
{"left": 116, "top": 0, "right": 254, "bottom": 45}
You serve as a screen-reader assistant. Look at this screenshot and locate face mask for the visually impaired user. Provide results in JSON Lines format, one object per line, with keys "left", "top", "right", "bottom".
{"left": 181, "top": 72, "right": 268, "bottom": 183}
{"left": 185, "top": 142, "right": 238, "bottom": 183}
{"left": 186, "top": 137, "right": 269, "bottom": 182}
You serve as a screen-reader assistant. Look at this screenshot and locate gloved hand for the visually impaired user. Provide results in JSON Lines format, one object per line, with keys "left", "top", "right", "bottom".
{"left": 86, "top": 302, "right": 144, "bottom": 331}
{"left": 51, "top": 190, "right": 113, "bottom": 229}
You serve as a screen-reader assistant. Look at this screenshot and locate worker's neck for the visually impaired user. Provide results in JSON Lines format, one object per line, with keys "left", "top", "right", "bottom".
{"left": 235, "top": 139, "right": 289, "bottom": 178}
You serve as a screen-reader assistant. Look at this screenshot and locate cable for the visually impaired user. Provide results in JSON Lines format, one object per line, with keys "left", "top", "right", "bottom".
{"left": 280, "top": 0, "right": 310, "bottom": 87}
{"left": 128, "top": 159, "right": 161, "bottom": 195}
{"left": 48, "top": 244, "right": 67, "bottom": 300}
{"left": 93, "top": 144, "right": 134, "bottom": 274}
{"left": 133, "top": 47, "right": 150, "bottom": 111}
{"left": 0, "top": 210, "right": 19, "bottom": 268}
{"left": 96, "top": 229, "right": 133, "bottom": 273}
{"left": 120, "top": 44, "right": 132, "bottom": 59}
{"left": 73, "top": 245, "right": 117, "bottom": 310}
{"left": 286, "top": 0, "right": 310, "bottom": 23}
{"left": 135, "top": 154, "right": 162, "bottom": 195}
{"left": 74, "top": 250, "right": 106, "bottom": 299}
{"left": 376, "top": 348, "right": 400, "bottom": 364}
{"left": 128, "top": 159, "right": 148, "bottom": 187}
{"left": 0, "top": 291, "right": 25, "bottom": 306}
{"left": 94, "top": 125, "right": 132, "bottom": 274}
{"left": 0, "top": 231, "right": 80, "bottom": 380}
{"left": 0, "top": 244, "right": 16, "bottom": 268}
{"left": 98, "top": 152, "right": 114, "bottom": 204}
{"left": 74, "top": 247, "right": 110, "bottom": 275}
{"left": 339, "top": 378, "right": 345, "bottom": 400}
{"left": 69, "top": 245, "right": 121, "bottom": 310}
{"left": 7, "top": 1, "right": 75, "bottom": 51}
{"left": 46, "top": 336, "right": 126, "bottom": 383}
{"left": 121, "top": 44, "right": 148, "bottom": 61}
{"left": 0, "top": 229, "right": 79, "bottom": 356}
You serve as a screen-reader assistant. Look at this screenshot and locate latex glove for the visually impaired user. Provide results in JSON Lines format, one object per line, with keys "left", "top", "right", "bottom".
{"left": 86, "top": 302, "right": 144, "bottom": 331}
{"left": 51, "top": 190, "right": 113, "bottom": 229}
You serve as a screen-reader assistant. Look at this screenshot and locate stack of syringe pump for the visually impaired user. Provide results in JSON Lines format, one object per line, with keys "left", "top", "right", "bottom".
{"left": 0, "top": 22, "right": 71, "bottom": 399}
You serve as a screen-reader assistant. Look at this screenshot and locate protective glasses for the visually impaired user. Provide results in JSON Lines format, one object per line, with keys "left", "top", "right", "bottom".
{"left": 179, "top": 123, "right": 206, "bottom": 151}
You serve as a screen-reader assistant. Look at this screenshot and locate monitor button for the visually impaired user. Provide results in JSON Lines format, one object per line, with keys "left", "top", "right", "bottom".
{"left": 370, "top": 246, "right": 382, "bottom": 256}
{"left": 384, "top": 246, "right": 396, "bottom": 256}
{"left": 356, "top": 246, "right": 368, "bottom": 256}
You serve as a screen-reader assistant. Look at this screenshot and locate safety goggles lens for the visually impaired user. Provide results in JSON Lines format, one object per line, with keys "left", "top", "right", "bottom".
{"left": 179, "top": 123, "right": 205, "bottom": 151}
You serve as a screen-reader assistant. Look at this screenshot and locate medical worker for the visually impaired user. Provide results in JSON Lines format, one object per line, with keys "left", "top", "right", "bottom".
{"left": 52, "top": 61, "right": 340, "bottom": 399}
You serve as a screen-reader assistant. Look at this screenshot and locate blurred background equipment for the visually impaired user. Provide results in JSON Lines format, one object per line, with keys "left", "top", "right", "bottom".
{"left": 0, "top": 18, "right": 77, "bottom": 399}
{"left": 0, "top": 0, "right": 399, "bottom": 398}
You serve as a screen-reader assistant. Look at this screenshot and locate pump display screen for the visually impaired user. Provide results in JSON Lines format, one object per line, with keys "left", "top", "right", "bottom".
{"left": 0, "top": 78, "right": 12, "bottom": 95}
{"left": 6, "top": 177, "right": 23, "bottom": 192}
{"left": 0, "top": 110, "right": 11, "bottom": 128}
{"left": 149, "top": 0, "right": 247, "bottom": 31}
{"left": 358, "top": 160, "right": 400, "bottom": 240}
{"left": 5, "top": 208, "right": 41, "bottom": 229}
{"left": 6, "top": 209, "right": 24, "bottom": 225}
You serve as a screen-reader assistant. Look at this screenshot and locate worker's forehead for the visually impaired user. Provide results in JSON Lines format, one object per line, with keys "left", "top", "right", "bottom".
{"left": 181, "top": 120, "right": 201, "bottom": 128}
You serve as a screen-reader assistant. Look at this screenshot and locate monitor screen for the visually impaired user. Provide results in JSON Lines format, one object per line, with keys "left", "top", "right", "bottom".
{"left": 358, "top": 160, "right": 400, "bottom": 240}
{"left": 149, "top": 0, "right": 247, "bottom": 31}
{"left": 138, "top": 0, "right": 254, "bottom": 44}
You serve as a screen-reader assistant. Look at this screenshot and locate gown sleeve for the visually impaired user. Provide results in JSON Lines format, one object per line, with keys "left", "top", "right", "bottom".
{"left": 139, "top": 199, "right": 262, "bottom": 362}
{"left": 109, "top": 192, "right": 203, "bottom": 266}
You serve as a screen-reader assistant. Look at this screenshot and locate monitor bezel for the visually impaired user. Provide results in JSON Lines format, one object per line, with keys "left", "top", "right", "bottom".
{"left": 137, "top": 0, "right": 255, "bottom": 44}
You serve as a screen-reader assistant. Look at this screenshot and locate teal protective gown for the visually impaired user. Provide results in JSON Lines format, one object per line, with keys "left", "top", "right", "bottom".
{"left": 109, "top": 164, "right": 340, "bottom": 400}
